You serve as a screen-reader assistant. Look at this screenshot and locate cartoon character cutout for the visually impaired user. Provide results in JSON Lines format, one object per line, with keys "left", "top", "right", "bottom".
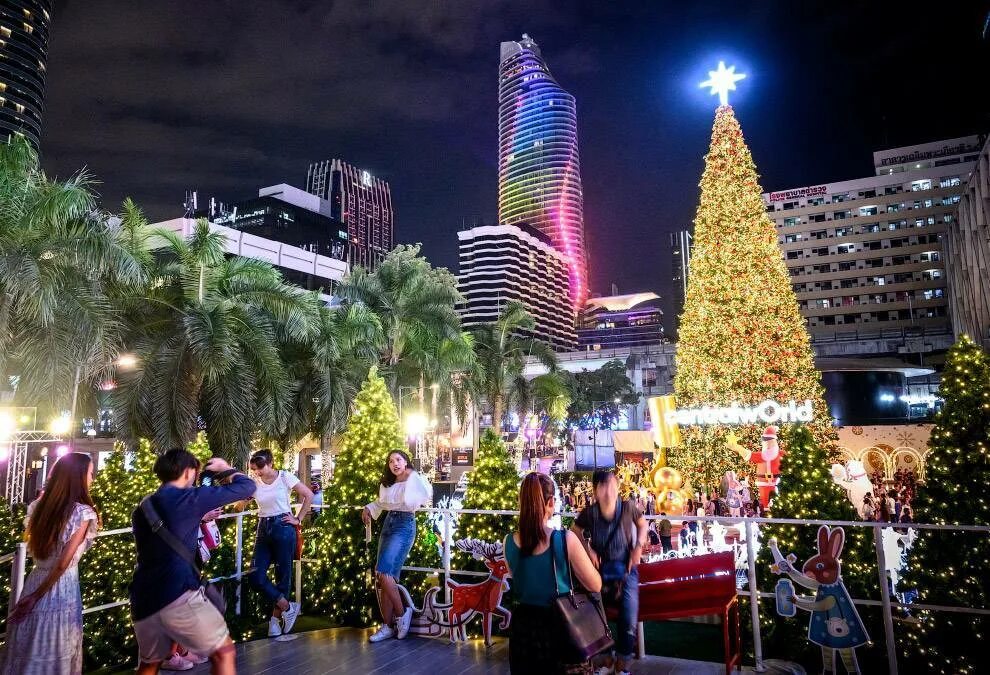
{"left": 830, "top": 460, "right": 873, "bottom": 520}
{"left": 770, "top": 526, "right": 870, "bottom": 674}
{"left": 727, "top": 425, "right": 786, "bottom": 508}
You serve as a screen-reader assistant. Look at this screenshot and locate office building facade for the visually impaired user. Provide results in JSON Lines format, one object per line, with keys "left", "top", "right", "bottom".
{"left": 945, "top": 136, "right": 990, "bottom": 346}
{"left": 668, "top": 230, "right": 693, "bottom": 337}
{"left": 0, "top": 0, "right": 52, "bottom": 149}
{"left": 498, "top": 34, "right": 587, "bottom": 309}
{"left": 764, "top": 136, "right": 982, "bottom": 338}
{"left": 192, "top": 183, "right": 348, "bottom": 291}
{"left": 457, "top": 223, "right": 576, "bottom": 351}
{"left": 578, "top": 292, "right": 665, "bottom": 350}
{"left": 306, "top": 159, "right": 393, "bottom": 271}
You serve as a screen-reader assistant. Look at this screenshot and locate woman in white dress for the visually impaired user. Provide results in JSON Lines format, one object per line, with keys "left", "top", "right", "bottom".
{"left": 2, "top": 452, "right": 99, "bottom": 675}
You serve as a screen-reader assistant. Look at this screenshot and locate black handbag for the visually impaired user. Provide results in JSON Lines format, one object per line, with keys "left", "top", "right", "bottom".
{"left": 140, "top": 497, "right": 227, "bottom": 615}
{"left": 549, "top": 529, "right": 614, "bottom": 660}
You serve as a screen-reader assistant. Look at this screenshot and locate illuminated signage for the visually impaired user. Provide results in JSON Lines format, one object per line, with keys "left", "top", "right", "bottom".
{"left": 665, "top": 399, "right": 814, "bottom": 426}
{"left": 361, "top": 170, "right": 372, "bottom": 187}
{"left": 769, "top": 185, "right": 827, "bottom": 203}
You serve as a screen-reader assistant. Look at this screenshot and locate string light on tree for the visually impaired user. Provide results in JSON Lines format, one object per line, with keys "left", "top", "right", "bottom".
{"left": 699, "top": 61, "right": 746, "bottom": 106}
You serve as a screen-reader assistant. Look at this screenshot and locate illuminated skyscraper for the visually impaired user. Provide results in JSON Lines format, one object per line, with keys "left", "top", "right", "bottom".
{"left": 498, "top": 34, "right": 587, "bottom": 309}
{"left": 306, "top": 159, "right": 393, "bottom": 271}
{"left": 0, "top": 1, "right": 53, "bottom": 149}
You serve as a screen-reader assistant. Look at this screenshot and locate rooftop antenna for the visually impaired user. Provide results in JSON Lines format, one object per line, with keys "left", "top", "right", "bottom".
{"left": 183, "top": 190, "right": 198, "bottom": 217}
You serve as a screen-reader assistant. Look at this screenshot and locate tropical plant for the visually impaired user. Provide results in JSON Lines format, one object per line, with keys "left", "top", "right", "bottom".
{"left": 565, "top": 359, "right": 640, "bottom": 430}
{"left": 335, "top": 244, "right": 470, "bottom": 395}
{"left": 0, "top": 135, "right": 142, "bottom": 416}
{"left": 463, "top": 300, "right": 558, "bottom": 430}
{"left": 111, "top": 219, "right": 319, "bottom": 462}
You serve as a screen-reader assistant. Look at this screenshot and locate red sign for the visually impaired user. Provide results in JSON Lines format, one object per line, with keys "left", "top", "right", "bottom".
{"left": 769, "top": 185, "right": 827, "bottom": 203}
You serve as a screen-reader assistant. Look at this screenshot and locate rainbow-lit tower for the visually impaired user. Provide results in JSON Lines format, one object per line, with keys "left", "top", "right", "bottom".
{"left": 498, "top": 34, "right": 587, "bottom": 309}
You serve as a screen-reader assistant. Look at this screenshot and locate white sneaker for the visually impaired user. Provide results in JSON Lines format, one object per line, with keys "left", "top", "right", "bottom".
{"left": 160, "top": 654, "right": 194, "bottom": 671}
{"left": 268, "top": 615, "right": 283, "bottom": 637}
{"left": 281, "top": 602, "right": 301, "bottom": 634}
{"left": 181, "top": 651, "right": 208, "bottom": 665}
{"left": 368, "top": 624, "right": 395, "bottom": 643}
{"left": 396, "top": 605, "right": 413, "bottom": 639}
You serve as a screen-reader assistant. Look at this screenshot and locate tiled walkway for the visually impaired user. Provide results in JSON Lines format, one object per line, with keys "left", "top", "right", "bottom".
{"left": 184, "top": 627, "right": 803, "bottom": 674}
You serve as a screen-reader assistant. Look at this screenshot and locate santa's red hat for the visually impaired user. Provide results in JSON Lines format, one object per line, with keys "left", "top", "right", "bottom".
{"left": 761, "top": 425, "right": 779, "bottom": 441}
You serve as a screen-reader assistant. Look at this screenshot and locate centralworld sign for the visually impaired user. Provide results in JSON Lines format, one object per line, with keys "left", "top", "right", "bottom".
{"left": 665, "top": 399, "right": 814, "bottom": 426}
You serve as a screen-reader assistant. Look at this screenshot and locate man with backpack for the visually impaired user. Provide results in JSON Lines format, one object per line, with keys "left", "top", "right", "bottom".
{"left": 572, "top": 470, "right": 648, "bottom": 675}
{"left": 131, "top": 449, "right": 256, "bottom": 675}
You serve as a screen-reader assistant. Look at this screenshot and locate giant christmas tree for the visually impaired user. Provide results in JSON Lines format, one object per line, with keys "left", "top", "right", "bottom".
{"left": 459, "top": 429, "right": 520, "bottom": 544}
{"left": 669, "top": 104, "right": 834, "bottom": 492}
{"left": 898, "top": 335, "right": 990, "bottom": 673}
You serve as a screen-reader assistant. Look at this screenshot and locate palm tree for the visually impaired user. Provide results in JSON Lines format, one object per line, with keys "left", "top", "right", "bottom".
{"left": 264, "top": 302, "right": 383, "bottom": 461}
{"left": 0, "top": 134, "right": 142, "bottom": 416}
{"left": 111, "top": 219, "right": 320, "bottom": 462}
{"left": 464, "top": 301, "right": 559, "bottom": 431}
{"left": 335, "top": 244, "right": 468, "bottom": 394}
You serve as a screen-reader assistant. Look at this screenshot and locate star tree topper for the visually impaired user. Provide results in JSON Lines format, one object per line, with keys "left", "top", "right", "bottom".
{"left": 700, "top": 61, "right": 746, "bottom": 106}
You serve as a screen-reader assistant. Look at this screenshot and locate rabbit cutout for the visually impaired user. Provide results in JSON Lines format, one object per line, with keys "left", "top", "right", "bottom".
{"left": 770, "top": 526, "right": 869, "bottom": 674}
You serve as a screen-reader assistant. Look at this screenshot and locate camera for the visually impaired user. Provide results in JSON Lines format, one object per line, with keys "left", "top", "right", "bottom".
{"left": 198, "top": 468, "right": 238, "bottom": 487}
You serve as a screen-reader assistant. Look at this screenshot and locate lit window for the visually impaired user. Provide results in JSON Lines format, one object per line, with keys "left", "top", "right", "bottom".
{"left": 0, "top": 26, "right": 11, "bottom": 37}
{"left": 22, "top": 22, "right": 33, "bottom": 34}
{"left": 910, "top": 179, "right": 931, "bottom": 191}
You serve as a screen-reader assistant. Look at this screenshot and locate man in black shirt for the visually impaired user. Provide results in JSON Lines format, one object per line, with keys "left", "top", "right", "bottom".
{"left": 572, "top": 470, "right": 647, "bottom": 675}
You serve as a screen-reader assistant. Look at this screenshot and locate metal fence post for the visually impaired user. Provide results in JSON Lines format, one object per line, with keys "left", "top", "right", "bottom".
{"left": 442, "top": 507, "right": 452, "bottom": 604}
{"left": 8, "top": 542, "right": 27, "bottom": 607}
{"left": 745, "top": 519, "right": 766, "bottom": 672}
{"left": 873, "top": 524, "right": 899, "bottom": 675}
{"left": 234, "top": 513, "right": 244, "bottom": 616}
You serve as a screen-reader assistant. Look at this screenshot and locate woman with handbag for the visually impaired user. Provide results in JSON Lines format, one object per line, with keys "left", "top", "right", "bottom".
{"left": 2, "top": 453, "right": 99, "bottom": 675}
{"left": 504, "top": 473, "right": 603, "bottom": 674}
{"left": 246, "top": 449, "right": 314, "bottom": 638}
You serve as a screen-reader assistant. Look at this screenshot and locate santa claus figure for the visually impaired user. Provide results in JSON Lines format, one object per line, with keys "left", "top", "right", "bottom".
{"left": 727, "top": 425, "right": 785, "bottom": 509}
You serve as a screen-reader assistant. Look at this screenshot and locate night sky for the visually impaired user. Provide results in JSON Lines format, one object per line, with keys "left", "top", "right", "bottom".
{"left": 42, "top": 1, "right": 988, "bottom": 319}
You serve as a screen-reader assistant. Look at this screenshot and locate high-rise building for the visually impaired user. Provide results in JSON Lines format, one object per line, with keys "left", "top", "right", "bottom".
{"left": 498, "top": 34, "right": 587, "bottom": 309}
{"left": 190, "top": 183, "right": 349, "bottom": 291}
{"left": 306, "top": 159, "right": 393, "bottom": 271}
{"left": 457, "top": 223, "right": 576, "bottom": 351}
{"left": 764, "top": 136, "right": 982, "bottom": 338}
{"left": 578, "top": 292, "right": 665, "bottom": 350}
{"left": 945, "top": 135, "right": 990, "bottom": 347}
{"left": 669, "top": 230, "right": 693, "bottom": 336}
{"left": 0, "top": 1, "right": 52, "bottom": 149}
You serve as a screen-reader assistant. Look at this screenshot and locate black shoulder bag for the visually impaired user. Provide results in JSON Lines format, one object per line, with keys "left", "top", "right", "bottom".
{"left": 139, "top": 497, "right": 227, "bottom": 615}
{"left": 549, "top": 529, "right": 614, "bottom": 660}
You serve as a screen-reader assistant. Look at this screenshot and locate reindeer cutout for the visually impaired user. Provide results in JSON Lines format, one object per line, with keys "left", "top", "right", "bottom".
{"left": 395, "top": 538, "right": 512, "bottom": 646}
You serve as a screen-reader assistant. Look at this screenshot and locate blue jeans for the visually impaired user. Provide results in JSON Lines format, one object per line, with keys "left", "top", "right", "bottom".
{"left": 250, "top": 515, "right": 297, "bottom": 609}
{"left": 602, "top": 566, "right": 639, "bottom": 660}
{"left": 376, "top": 511, "right": 416, "bottom": 579}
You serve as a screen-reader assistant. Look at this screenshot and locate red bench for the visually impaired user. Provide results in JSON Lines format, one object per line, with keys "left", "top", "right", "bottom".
{"left": 606, "top": 551, "right": 741, "bottom": 675}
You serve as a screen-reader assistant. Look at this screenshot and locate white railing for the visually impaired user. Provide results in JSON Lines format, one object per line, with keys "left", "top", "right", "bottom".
{"left": 2, "top": 508, "right": 988, "bottom": 674}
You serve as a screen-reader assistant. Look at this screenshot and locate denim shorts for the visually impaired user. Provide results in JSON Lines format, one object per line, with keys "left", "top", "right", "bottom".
{"left": 376, "top": 511, "right": 416, "bottom": 579}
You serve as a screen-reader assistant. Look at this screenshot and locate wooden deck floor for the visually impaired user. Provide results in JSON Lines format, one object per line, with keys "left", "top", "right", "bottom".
{"left": 183, "top": 627, "right": 791, "bottom": 674}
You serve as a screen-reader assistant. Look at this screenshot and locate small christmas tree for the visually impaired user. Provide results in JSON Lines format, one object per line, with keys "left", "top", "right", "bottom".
{"left": 898, "top": 336, "right": 990, "bottom": 673}
{"left": 459, "top": 429, "right": 520, "bottom": 544}
{"left": 669, "top": 104, "right": 835, "bottom": 493}
{"left": 304, "top": 367, "right": 437, "bottom": 625}
{"left": 81, "top": 440, "right": 159, "bottom": 670}
{"left": 760, "top": 426, "right": 878, "bottom": 665}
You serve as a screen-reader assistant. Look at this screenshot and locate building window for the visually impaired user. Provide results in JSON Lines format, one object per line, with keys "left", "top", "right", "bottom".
{"left": 784, "top": 234, "right": 801, "bottom": 243}
{"left": 811, "top": 230, "right": 828, "bottom": 240}
{"left": 860, "top": 189, "right": 877, "bottom": 198}
{"left": 813, "top": 247, "right": 829, "bottom": 257}
{"left": 919, "top": 251, "right": 940, "bottom": 262}
{"left": 811, "top": 213, "right": 826, "bottom": 222}
{"left": 839, "top": 261, "right": 857, "bottom": 271}
{"left": 865, "top": 240, "right": 882, "bottom": 250}
{"left": 893, "top": 272, "right": 914, "bottom": 283}
{"left": 783, "top": 217, "right": 800, "bottom": 227}
{"left": 837, "top": 243, "right": 855, "bottom": 254}
{"left": 864, "top": 259, "right": 884, "bottom": 269}
{"left": 859, "top": 206, "right": 878, "bottom": 216}
{"left": 939, "top": 176, "right": 961, "bottom": 188}
{"left": 808, "top": 197, "right": 825, "bottom": 206}
{"left": 834, "top": 227, "right": 852, "bottom": 237}
{"left": 832, "top": 193, "right": 849, "bottom": 203}
{"left": 815, "top": 264, "right": 832, "bottom": 274}
{"left": 833, "top": 210, "right": 849, "bottom": 220}
{"left": 910, "top": 179, "right": 932, "bottom": 191}
{"left": 866, "top": 223, "right": 881, "bottom": 233}
{"left": 892, "top": 255, "right": 912, "bottom": 265}
{"left": 786, "top": 250, "right": 801, "bottom": 260}
{"left": 886, "top": 203, "right": 900, "bottom": 212}
{"left": 869, "top": 276, "right": 885, "bottom": 286}
{"left": 842, "top": 278, "right": 859, "bottom": 289}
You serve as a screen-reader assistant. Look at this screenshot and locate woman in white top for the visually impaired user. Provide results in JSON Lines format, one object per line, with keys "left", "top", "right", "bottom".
{"left": 362, "top": 449, "right": 431, "bottom": 643}
{"left": 246, "top": 449, "right": 314, "bottom": 637}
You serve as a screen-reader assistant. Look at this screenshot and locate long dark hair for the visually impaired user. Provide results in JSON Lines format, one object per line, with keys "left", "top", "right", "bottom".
{"left": 29, "top": 453, "right": 97, "bottom": 560}
{"left": 519, "top": 472, "right": 555, "bottom": 555}
{"left": 380, "top": 450, "right": 412, "bottom": 488}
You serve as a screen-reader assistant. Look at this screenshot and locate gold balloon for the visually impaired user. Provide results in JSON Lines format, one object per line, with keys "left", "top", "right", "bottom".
{"left": 653, "top": 466, "right": 683, "bottom": 491}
